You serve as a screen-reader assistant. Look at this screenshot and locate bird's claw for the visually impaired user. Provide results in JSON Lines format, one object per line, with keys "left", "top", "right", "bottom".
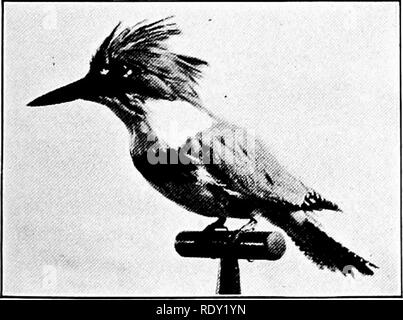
{"left": 203, "top": 225, "right": 228, "bottom": 232}
{"left": 203, "top": 217, "right": 227, "bottom": 232}
{"left": 230, "top": 218, "right": 257, "bottom": 243}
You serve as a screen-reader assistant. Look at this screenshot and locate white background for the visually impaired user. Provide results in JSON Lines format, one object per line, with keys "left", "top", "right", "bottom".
{"left": 2, "top": 2, "right": 400, "bottom": 296}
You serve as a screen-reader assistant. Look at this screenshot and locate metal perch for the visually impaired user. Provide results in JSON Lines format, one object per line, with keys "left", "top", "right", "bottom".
{"left": 175, "top": 230, "right": 286, "bottom": 294}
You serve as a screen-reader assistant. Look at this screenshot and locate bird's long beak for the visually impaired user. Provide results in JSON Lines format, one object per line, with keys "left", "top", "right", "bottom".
{"left": 27, "top": 77, "right": 91, "bottom": 107}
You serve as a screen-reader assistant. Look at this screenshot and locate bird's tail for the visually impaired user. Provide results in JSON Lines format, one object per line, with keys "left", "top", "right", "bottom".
{"left": 268, "top": 212, "right": 377, "bottom": 276}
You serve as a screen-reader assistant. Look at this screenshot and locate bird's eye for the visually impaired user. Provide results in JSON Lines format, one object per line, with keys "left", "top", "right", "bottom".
{"left": 100, "top": 68, "right": 109, "bottom": 75}
{"left": 123, "top": 69, "right": 133, "bottom": 78}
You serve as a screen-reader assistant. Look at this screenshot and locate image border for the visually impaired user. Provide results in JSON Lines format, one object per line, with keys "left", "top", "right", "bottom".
{"left": 0, "top": 0, "right": 401, "bottom": 299}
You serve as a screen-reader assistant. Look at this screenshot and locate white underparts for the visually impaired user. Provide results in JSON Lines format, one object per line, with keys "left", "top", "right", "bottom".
{"left": 144, "top": 99, "right": 215, "bottom": 149}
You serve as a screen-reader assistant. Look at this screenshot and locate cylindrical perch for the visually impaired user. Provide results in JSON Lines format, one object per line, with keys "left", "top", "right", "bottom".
{"left": 175, "top": 230, "right": 286, "bottom": 260}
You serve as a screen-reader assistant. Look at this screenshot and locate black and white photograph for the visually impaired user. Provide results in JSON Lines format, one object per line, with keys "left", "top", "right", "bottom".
{"left": 1, "top": 1, "right": 401, "bottom": 299}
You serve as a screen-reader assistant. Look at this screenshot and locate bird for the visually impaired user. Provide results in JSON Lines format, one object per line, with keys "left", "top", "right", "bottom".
{"left": 28, "top": 16, "right": 377, "bottom": 276}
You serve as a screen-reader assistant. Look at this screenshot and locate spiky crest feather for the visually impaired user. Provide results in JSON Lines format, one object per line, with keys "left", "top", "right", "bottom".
{"left": 90, "top": 17, "right": 208, "bottom": 106}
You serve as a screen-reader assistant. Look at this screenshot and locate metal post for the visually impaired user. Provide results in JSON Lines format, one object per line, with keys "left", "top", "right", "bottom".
{"left": 217, "top": 257, "right": 241, "bottom": 294}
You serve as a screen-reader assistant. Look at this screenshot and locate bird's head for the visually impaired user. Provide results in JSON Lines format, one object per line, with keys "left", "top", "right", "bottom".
{"left": 28, "top": 17, "right": 208, "bottom": 122}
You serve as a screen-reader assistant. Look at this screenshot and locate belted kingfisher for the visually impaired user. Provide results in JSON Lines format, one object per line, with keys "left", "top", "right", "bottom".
{"left": 28, "top": 17, "right": 377, "bottom": 276}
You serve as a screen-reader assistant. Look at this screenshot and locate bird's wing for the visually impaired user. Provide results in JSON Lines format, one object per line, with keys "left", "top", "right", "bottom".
{"left": 183, "top": 121, "right": 340, "bottom": 212}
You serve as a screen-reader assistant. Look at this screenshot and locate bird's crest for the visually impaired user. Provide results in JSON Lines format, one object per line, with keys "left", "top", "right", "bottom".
{"left": 90, "top": 16, "right": 208, "bottom": 106}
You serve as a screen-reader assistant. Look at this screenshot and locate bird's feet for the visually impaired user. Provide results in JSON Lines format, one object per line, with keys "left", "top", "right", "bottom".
{"left": 231, "top": 218, "right": 257, "bottom": 243}
{"left": 231, "top": 218, "right": 258, "bottom": 263}
{"left": 203, "top": 217, "right": 227, "bottom": 232}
